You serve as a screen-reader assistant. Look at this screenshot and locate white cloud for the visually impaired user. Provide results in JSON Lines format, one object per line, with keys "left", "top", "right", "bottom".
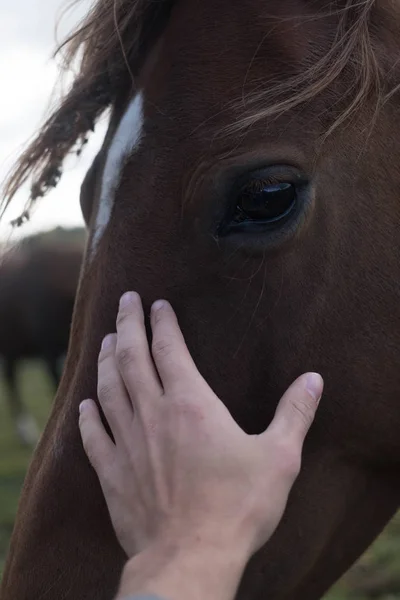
{"left": 0, "top": 0, "right": 106, "bottom": 242}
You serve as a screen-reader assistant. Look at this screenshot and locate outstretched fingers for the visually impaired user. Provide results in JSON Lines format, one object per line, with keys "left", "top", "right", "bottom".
{"left": 115, "top": 292, "right": 163, "bottom": 405}
{"left": 97, "top": 333, "right": 134, "bottom": 441}
{"left": 150, "top": 300, "right": 204, "bottom": 392}
{"left": 79, "top": 398, "right": 115, "bottom": 474}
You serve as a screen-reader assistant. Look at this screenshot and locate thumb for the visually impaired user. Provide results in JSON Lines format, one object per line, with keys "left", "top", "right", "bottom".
{"left": 266, "top": 372, "right": 323, "bottom": 445}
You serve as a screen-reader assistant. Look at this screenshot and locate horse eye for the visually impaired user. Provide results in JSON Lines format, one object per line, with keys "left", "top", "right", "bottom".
{"left": 233, "top": 182, "right": 296, "bottom": 224}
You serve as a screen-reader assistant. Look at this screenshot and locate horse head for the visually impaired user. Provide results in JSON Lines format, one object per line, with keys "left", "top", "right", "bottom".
{"left": 2, "top": 0, "right": 400, "bottom": 598}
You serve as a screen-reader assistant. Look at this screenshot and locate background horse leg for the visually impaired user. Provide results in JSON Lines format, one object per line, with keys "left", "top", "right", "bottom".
{"left": 3, "top": 358, "right": 39, "bottom": 446}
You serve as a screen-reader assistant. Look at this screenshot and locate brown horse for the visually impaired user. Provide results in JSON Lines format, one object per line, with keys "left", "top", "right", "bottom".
{"left": 0, "top": 233, "right": 84, "bottom": 444}
{"left": 1, "top": 0, "right": 400, "bottom": 598}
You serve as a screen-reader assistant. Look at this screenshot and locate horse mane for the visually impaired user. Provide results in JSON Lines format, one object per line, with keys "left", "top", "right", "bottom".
{"left": 1, "top": 0, "right": 396, "bottom": 225}
{"left": 1, "top": 0, "right": 174, "bottom": 225}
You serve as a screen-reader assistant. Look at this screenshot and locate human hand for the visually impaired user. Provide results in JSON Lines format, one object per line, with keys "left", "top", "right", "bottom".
{"left": 78, "top": 292, "right": 323, "bottom": 564}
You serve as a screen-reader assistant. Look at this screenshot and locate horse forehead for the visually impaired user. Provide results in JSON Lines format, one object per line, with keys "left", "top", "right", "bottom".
{"left": 136, "top": 0, "right": 317, "bottom": 125}
{"left": 90, "top": 0, "right": 325, "bottom": 255}
{"left": 164, "top": 0, "right": 313, "bottom": 42}
{"left": 90, "top": 93, "right": 144, "bottom": 257}
{"left": 154, "top": 0, "right": 312, "bottom": 73}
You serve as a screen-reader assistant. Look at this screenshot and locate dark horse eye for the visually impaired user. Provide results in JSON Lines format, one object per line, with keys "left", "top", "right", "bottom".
{"left": 233, "top": 182, "right": 296, "bottom": 224}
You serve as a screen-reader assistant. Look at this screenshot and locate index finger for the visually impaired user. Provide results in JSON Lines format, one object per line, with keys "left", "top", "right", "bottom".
{"left": 150, "top": 300, "right": 203, "bottom": 391}
{"left": 115, "top": 292, "right": 162, "bottom": 403}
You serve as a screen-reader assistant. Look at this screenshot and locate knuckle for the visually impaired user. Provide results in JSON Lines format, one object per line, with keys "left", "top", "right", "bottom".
{"left": 152, "top": 301, "right": 171, "bottom": 322}
{"left": 98, "top": 347, "right": 113, "bottom": 364}
{"left": 275, "top": 441, "right": 301, "bottom": 478}
{"left": 282, "top": 446, "right": 301, "bottom": 478}
{"left": 97, "top": 380, "right": 115, "bottom": 403}
{"left": 116, "top": 346, "right": 137, "bottom": 369}
{"left": 152, "top": 308, "right": 164, "bottom": 325}
{"left": 173, "top": 395, "right": 204, "bottom": 422}
{"left": 142, "top": 416, "right": 160, "bottom": 439}
{"left": 116, "top": 308, "right": 131, "bottom": 328}
{"left": 152, "top": 338, "right": 175, "bottom": 360}
{"left": 290, "top": 397, "right": 314, "bottom": 429}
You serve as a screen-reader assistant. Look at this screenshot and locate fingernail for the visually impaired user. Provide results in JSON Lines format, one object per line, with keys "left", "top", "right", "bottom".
{"left": 101, "top": 334, "right": 114, "bottom": 350}
{"left": 306, "top": 373, "right": 323, "bottom": 403}
{"left": 120, "top": 291, "right": 137, "bottom": 308}
{"left": 152, "top": 299, "right": 166, "bottom": 312}
{"left": 79, "top": 400, "right": 88, "bottom": 414}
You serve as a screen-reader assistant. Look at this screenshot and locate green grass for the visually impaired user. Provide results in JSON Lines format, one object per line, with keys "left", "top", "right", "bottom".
{"left": 0, "top": 362, "right": 54, "bottom": 573}
{"left": 0, "top": 362, "right": 399, "bottom": 598}
{"left": 326, "top": 515, "right": 400, "bottom": 600}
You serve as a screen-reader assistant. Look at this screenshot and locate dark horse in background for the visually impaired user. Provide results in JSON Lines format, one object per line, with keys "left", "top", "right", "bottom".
{"left": 0, "top": 233, "right": 84, "bottom": 444}
{"left": 2, "top": 0, "right": 400, "bottom": 598}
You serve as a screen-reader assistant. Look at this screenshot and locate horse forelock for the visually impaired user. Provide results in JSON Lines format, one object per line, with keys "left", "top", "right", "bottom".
{"left": 1, "top": 0, "right": 399, "bottom": 225}
{"left": 1, "top": 0, "right": 175, "bottom": 223}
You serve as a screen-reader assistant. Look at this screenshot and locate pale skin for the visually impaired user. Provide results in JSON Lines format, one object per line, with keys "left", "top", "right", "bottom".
{"left": 78, "top": 292, "right": 324, "bottom": 600}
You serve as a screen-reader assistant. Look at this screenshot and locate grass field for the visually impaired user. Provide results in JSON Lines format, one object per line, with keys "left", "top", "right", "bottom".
{"left": 0, "top": 361, "right": 399, "bottom": 598}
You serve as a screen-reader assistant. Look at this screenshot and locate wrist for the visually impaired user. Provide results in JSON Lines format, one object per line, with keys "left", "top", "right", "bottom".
{"left": 116, "top": 536, "right": 249, "bottom": 600}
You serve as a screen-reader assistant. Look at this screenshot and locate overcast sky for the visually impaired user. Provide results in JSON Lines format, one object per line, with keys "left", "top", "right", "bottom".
{"left": 0, "top": 0, "right": 107, "bottom": 242}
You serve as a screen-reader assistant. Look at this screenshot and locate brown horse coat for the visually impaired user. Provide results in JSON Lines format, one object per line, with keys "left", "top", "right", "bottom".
{"left": 1, "top": 0, "right": 400, "bottom": 598}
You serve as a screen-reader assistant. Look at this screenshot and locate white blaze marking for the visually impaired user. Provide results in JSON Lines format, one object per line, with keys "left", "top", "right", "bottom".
{"left": 91, "top": 92, "right": 144, "bottom": 255}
